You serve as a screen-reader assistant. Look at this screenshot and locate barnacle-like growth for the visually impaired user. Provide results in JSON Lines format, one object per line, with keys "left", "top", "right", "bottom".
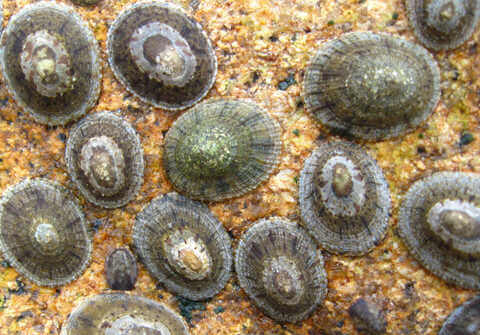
{"left": 235, "top": 218, "right": 327, "bottom": 322}
{"left": 299, "top": 141, "right": 391, "bottom": 255}
{"left": 439, "top": 295, "right": 480, "bottom": 335}
{"left": 0, "top": 179, "right": 92, "bottom": 287}
{"left": 0, "top": 1, "right": 101, "bottom": 125}
{"left": 105, "top": 248, "right": 138, "bottom": 290}
{"left": 398, "top": 172, "right": 480, "bottom": 289}
{"left": 163, "top": 99, "right": 281, "bottom": 201}
{"left": 304, "top": 32, "right": 440, "bottom": 140}
{"left": 133, "top": 192, "right": 232, "bottom": 300}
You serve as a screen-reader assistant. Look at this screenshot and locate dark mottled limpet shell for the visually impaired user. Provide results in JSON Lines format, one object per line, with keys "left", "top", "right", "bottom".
{"left": 235, "top": 218, "right": 327, "bottom": 322}
{"left": 60, "top": 293, "right": 189, "bottom": 335}
{"left": 304, "top": 32, "right": 440, "bottom": 141}
{"left": 71, "top": 0, "right": 101, "bottom": 6}
{"left": 65, "top": 111, "right": 144, "bottom": 209}
{"left": 299, "top": 141, "right": 391, "bottom": 255}
{"left": 105, "top": 247, "right": 138, "bottom": 291}
{"left": 407, "top": 0, "right": 480, "bottom": 50}
{"left": 0, "top": 179, "right": 92, "bottom": 287}
{"left": 398, "top": 172, "right": 480, "bottom": 289}
{"left": 107, "top": 1, "right": 217, "bottom": 110}
{"left": 0, "top": 1, "right": 101, "bottom": 125}
{"left": 348, "top": 298, "right": 387, "bottom": 335}
{"left": 439, "top": 295, "right": 480, "bottom": 335}
{"left": 133, "top": 192, "right": 232, "bottom": 300}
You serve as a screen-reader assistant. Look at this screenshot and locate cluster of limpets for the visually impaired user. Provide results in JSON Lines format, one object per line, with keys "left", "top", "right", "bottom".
{"left": 0, "top": 0, "right": 478, "bottom": 333}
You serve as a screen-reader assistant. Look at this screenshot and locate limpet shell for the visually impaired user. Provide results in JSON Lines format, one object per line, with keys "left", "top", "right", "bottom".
{"left": 398, "top": 172, "right": 480, "bottom": 289}
{"left": 107, "top": 1, "right": 217, "bottom": 110}
{"left": 0, "top": 179, "right": 92, "bottom": 287}
{"left": 133, "top": 192, "right": 232, "bottom": 300}
{"left": 105, "top": 247, "right": 138, "bottom": 291}
{"left": 304, "top": 32, "right": 440, "bottom": 141}
{"left": 235, "top": 218, "right": 327, "bottom": 322}
{"left": 439, "top": 295, "right": 480, "bottom": 335}
{"left": 299, "top": 141, "right": 391, "bottom": 255}
{"left": 348, "top": 298, "right": 387, "bottom": 335}
{"left": 163, "top": 99, "right": 282, "bottom": 201}
{"left": 0, "top": 1, "right": 101, "bottom": 125}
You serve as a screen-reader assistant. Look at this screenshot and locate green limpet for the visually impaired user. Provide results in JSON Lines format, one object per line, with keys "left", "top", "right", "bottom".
{"left": 0, "top": 179, "right": 92, "bottom": 287}
{"left": 163, "top": 99, "right": 282, "bottom": 201}
{"left": 304, "top": 32, "right": 440, "bottom": 141}
{"left": 439, "top": 295, "right": 480, "bottom": 335}
{"left": 0, "top": 1, "right": 101, "bottom": 125}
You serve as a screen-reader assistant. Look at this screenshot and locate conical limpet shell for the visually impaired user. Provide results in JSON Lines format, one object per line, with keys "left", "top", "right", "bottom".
{"left": 107, "top": 1, "right": 217, "bottom": 110}
{"left": 0, "top": 179, "right": 92, "bottom": 287}
{"left": 0, "top": 1, "right": 101, "bottom": 125}
{"left": 105, "top": 247, "right": 138, "bottom": 291}
{"left": 163, "top": 99, "right": 282, "bottom": 201}
{"left": 235, "top": 218, "right": 327, "bottom": 322}
{"left": 439, "top": 295, "right": 480, "bottom": 335}
{"left": 398, "top": 172, "right": 480, "bottom": 289}
{"left": 304, "top": 32, "right": 440, "bottom": 141}
{"left": 299, "top": 141, "right": 391, "bottom": 255}
{"left": 133, "top": 192, "right": 232, "bottom": 300}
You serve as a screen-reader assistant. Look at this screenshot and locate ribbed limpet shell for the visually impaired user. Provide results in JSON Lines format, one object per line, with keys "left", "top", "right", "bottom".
{"left": 299, "top": 141, "right": 391, "bottom": 255}
{"left": 0, "top": 179, "right": 92, "bottom": 287}
{"left": 65, "top": 111, "right": 144, "bottom": 208}
{"left": 105, "top": 248, "right": 138, "bottom": 291}
{"left": 304, "top": 32, "right": 440, "bottom": 141}
{"left": 163, "top": 99, "right": 282, "bottom": 201}
{"left": 0, "top": 1, "right": 101, "bottom": 125}
{"left": 407, "top": 0, "right": 480, "bottom": 50}
{"left": 107, "top": 1, "right": 217, "bottom": 110}
{"left": 439, "top": 295, "right": 480, "bottom": 335}
{"left": 235, "top": 218, "right": 327, "bottom": 322}
{"left": 398, "top": 172, "right": 480, "bottom": 289}
{"left": 133, "top": 192, "right": 232, "bottom": 300}
{"left": 60, "top": 293, "right": 189, "bottom": 335}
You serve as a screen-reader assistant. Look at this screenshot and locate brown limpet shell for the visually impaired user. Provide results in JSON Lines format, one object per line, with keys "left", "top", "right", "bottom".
{"left": 299, "top": 141, "right": 391, "bottom": 255}
{"left": 60, "top": 293, "right": 189, "bottom": 335}
{"left": 235, "top": 218, "right": 327, "bottom": 322}
{"left": 65, "top": 111, "right": 144, "bottom": 208}
{"left": 0, "top": 179, "right": 92, "bottom": 287}
{"left": 105, "top": 247, "right": 138, "bottom": 291}
{"left": 439, "top": 295, "right": 480, "bottom": 335}
{"left": 398, "top": 172, "right": 480, "bottom": 289}
{"left": 0, "top": 1, "right": 101, "bottom": 125}
{"left": 107, "top": 1, "right": 217, "bottom": 110}
{"left": 133, "top": 192, "right": 232, "bottom": 300}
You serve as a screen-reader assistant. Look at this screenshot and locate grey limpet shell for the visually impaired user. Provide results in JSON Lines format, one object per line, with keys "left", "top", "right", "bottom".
{"left": 439, "top": 295, "right": 480, "bottom": 335}
{"left": 105, "top": 247, "right": 138, "bottom": 291}
{"left": 163, "top": 99, "right": 282, "bottom": 202}
{"left": 133, "top": 192, "right": 232, "bottom": 300}
{"left": 107, "top": 1, "right": 217, "bottom": 110}
{"left": 65, "top": 111, "right": 144, "bottom": 209}
{"left": 235, "top": 218, "right": 327, "bottom": 323}
{"left": 398, "top": 172, "right": 480, "bottom": 290}
{"left": 60, "top": 293, "right": 189, "bottom": 335}
{"left": 348, "top": 298, "right": 387, "bottom": 335}
{"left": 0, "top": 179, "right": 92, "bottom": 287}
{"left": 304, "top": 32, "right": 440, "bottom": 141}
{"left": 407, "top": 0, "right": 480, "bottom": 51}
{"left": 299, "top": 141, "right": 391, "bottom": 255}
{"left": 0, "top": 1, "right": 101, "bottom": 126}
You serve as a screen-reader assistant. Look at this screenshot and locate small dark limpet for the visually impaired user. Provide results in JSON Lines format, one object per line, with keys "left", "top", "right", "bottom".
{"left": 235, "top": 218, "right": 327, "bottom": 322}
{"left": 304, "top": 32, "right": 440, "bottom": 141}
{"left": 407, "top": 0, "right": 480, "bottom": 50}
{"left": 60, "top": 293, "right": 189, "bottom": 335}
{"left": 133, "top": 192, "right": 232, "bottom": 300}
{"left": 71, "top": 0, "right": 101, "bottom": 6}
{"left": 398, "top": 172, "right": 480, "bottom": 289}
{"left": 163, "top": 99, "right": 282, "bottom": 201}
{"left": 348, "top": 298, "right": 387, "bottom": 335}
{"left": 105, "top": 247, "right": 138, "bottom": 291}
{"left": 439, "top": 295, "right": 480, "bottom": 335}
{"left": 0, "top": 1, "right": 101, "bottom": 125}
{"left": 65, "top": 111, "right": 144, "bottom": 208}
{"left": 299, "top": 141, "right": 391, "bottom": 255}
{"left": 0, "top": 179, "right": 92, "bottom": 287}
{"left": 107, "top": 1, "right": 217, "bottom": 110}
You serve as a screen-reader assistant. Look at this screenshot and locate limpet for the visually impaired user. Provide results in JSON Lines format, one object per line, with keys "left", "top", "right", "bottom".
{"left": 439, "top": 295, "right": 480, "bottom": 335}
{"left": 105, "top": 247, "right": 138, "bottom": 291}
{"left": 348, "top": 298, "right": 387, "bottom": 335}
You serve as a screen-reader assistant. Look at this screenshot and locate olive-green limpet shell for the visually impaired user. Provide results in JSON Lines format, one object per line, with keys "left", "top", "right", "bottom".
{"left": 0, "top": 1, "right": 101, "bottom": 126}
{"left": 107, "top": 1, "right": 217, "bottom": 110}
{"left": 0, "top": 179, "right": 92, "bottom": 287}
{"left": 163, "top": 99, "right": 282, "bottom": 201}
{"left": 235, "top": 218, "right": 327, "bottom": 323}
{"left": 398, "top": 172, "right": 480, "bottom": 290}
{"left": 133, "top": 192, "right": 232, "bottom": 300}
{"left": 304, "top": 32, "right": 440, "bottom": 141}
{"left": 60, "top": 293, "right": 189, "bottom": 335}
{"left": 439, "top": 295, "right": 480, "bottom": 335}
{"left": 65, "top": 111, "right": 144, "bottom": 209}
{"left": 407, "top": 0, "right": 480, "bottom": 51}
{"left": 299, "top": 141, "right": 391, "bottom": 255}
{"left": 71, "top": 0, "right": 101, "bottom": 6}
